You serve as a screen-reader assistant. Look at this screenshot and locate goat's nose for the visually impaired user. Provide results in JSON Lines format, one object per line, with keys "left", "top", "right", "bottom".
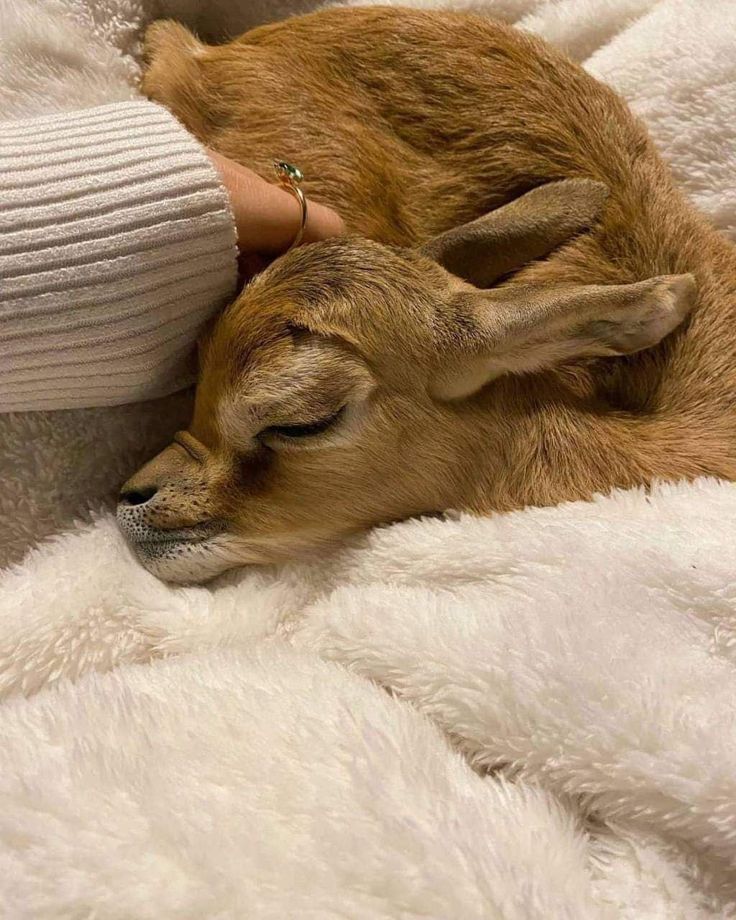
{"left": 118, "top": 484, "right": 158, "bottom": 507}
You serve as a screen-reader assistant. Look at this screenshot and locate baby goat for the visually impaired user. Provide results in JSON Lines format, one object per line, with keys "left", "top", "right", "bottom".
{"left": 118, "top": 7, "right": 736, "bottom": 583}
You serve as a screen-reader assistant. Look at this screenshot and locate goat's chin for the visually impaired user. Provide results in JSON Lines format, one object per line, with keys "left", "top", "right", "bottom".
{"left": 134, "top": 534, "right": 259, "bottom": 585}
{"left": 132, "top": 527, "right": 352, "bottom": 584}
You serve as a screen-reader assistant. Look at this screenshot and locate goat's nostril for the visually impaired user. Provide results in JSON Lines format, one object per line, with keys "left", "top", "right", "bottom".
{"left": 119, "top": 485, "right": 158, "bottom": 507}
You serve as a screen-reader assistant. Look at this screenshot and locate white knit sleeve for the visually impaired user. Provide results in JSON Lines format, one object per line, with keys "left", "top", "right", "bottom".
{"left": 0, "top": 101, "right": 238, "bottom": 412}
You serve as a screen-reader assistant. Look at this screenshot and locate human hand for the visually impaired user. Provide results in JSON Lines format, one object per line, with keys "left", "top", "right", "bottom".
{"left": 207, "top": 150, "right": 345, "bottom": 272}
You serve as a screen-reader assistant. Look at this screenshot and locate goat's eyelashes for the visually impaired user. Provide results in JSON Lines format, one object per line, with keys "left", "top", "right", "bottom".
{"left": 259, "top": 407, "right": 345, "bottom": 443}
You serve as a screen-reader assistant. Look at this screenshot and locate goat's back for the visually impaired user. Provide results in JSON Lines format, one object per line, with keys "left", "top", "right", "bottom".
{"left": 143, "top": 6, "right": 736, "bottom": 468}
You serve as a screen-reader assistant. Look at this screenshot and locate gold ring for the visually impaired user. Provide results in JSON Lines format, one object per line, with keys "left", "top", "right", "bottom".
{"left": 273, "top": 160, "right": 308, "bottom": 250}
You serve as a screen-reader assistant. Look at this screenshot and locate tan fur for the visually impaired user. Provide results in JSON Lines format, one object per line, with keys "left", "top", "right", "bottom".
{"left": 119, "top": 8, "right": 736, "bottom": 582}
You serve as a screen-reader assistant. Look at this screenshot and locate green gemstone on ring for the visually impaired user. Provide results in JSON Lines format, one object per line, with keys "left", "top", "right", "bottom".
{"left": 273, "top": 160, "right": 303, "bottom": 185}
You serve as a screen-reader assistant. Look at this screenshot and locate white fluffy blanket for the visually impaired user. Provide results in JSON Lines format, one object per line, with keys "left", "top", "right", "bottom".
{"left": 2, "top": 1, "right": 736, "bottom": 916}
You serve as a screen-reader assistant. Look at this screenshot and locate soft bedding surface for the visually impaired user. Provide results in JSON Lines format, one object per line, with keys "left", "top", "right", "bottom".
{"left": 2, "top": 0, "right": 736, "bottom": 917}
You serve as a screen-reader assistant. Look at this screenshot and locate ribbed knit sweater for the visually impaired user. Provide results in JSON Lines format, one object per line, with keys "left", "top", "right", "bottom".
{"left": 0, "top": 101, "right": 238, "bottom": 412}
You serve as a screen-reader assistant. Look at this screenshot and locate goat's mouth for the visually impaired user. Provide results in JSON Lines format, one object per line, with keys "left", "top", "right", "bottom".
{"left": 117, "top": 517, "right": 238, "bottom": 584}
{"left": 116, "top": 513, "right": 227, "bottom": 556}
{"left": 130, "top": 522, "right": 226, "bottom": 547}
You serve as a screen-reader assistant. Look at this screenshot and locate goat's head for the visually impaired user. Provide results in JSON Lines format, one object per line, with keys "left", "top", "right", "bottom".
{"left": 118, "top": 180, "right": 695, "bottom": 582}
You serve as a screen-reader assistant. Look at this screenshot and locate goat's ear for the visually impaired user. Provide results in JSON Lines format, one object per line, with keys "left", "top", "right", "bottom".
{"left": 431, "top": 275, "right": 696, "bottom": 399}
{"left": 420, "top": 178, "right": 608, "bottom": 287}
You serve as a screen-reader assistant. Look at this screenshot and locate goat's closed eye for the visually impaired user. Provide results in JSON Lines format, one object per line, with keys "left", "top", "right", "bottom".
{"left": 260, "top": 407, "right": 345, "bottom": 442}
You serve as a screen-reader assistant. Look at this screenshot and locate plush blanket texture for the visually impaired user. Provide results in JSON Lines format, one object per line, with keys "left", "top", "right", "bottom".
{"left": 2, "top": 0, "right": 736, "bottom": 917}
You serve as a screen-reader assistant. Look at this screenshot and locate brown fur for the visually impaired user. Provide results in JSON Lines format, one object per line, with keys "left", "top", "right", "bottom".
{"left": 119, "top": 7, "right": 736, "bottom": 582}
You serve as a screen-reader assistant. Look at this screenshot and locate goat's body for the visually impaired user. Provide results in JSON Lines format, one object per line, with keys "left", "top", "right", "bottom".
{"left": 144, "top": 7, "right": 736, "bottom": 511}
